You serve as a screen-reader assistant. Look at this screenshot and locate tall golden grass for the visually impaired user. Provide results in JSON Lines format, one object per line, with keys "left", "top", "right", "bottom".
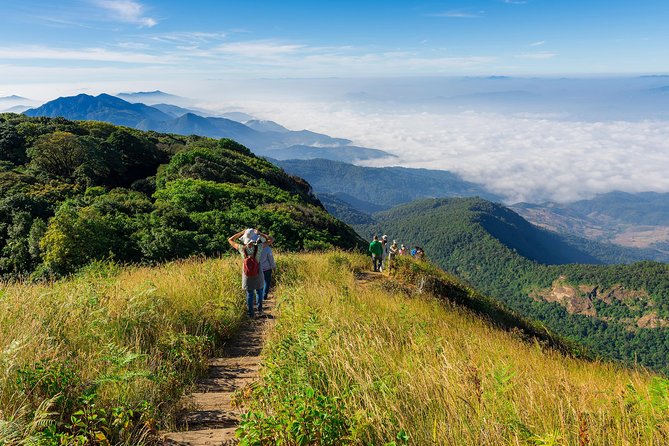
{"left": 0, "top": 257, "right": 245, "bottom": 444}
{"left": 248, "top": 252, "right": 668, "bottom": 445}
{"left": 2, "top": 251, "right": 667, "bottom": 445}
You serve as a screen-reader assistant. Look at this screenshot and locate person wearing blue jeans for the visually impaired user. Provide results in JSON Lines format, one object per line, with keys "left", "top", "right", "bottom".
{"left": 228, "top": 228, "right": 274, "bottom": 318}
{"left": 246, "top": 288, "right": 262, "bottom": 317}
{"left": 259, "top": 244, "right": 276, "bottom": 302}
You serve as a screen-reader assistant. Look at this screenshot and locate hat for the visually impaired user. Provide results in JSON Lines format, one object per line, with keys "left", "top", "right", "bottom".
{"left": 241, "top": 228, "right": 259, "bottom": 245}
{"left": 382, "top": 235, "right": 388, "bottom": 240}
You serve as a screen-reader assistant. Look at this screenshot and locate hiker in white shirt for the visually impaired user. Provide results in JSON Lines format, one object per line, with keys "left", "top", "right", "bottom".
{"left": 259, "top": 243, "right": 277, "bottom": 303}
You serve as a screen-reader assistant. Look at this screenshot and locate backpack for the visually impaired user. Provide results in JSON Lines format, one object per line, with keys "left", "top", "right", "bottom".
{"left": 243, "top": 244, "right": 260, "bottom": 277}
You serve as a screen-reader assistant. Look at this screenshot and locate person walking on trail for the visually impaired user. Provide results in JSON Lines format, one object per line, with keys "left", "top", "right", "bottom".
{"left": 387, "top": 240, "right": 399, "bottom": 275}
{"left": 259, "top": 241, "right": 276, "bottom": 303}
{"left": 228, "top": 228, "right": 274, "bottom": 318}
{"left": 369, "top": 235, "right": 383, "bottom": 272}
{"left": 380, "top": 235, "right": 389, "bottom": 272}
{"left": 399, "top": 244, "right": 408, "bottom": 256}
{"left": 415, "top": 246, "right": 425, "bottom": 260}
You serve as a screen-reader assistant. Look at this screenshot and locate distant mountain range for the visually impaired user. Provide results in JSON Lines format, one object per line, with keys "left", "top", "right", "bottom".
{"left": 286, "top": 162, "right": 669, "bottom": 263}
{"left": 0, "top": 95, "right": 36, "bottom": 113}
{"left": 0, "top": 95, "right": 30, "bottom": 103}
{"left": 116, "top": 90, "right": 184, "bottom": 105}
{"left": 25, "top": 93, "right": 171, "bottom": 127}
{"left": 23, "top": 93, "right": 395, "bottom": 162}
{"left": 2, "top": 105, "right": 31, "bottom": 113}
{"left": 512, "top": 191, "right": 669, "bottom": 258}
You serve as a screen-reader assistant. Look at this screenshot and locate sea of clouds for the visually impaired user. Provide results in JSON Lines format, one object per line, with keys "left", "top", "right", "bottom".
{"left": 219, "top": 99, "right": 669, "bottom": 204}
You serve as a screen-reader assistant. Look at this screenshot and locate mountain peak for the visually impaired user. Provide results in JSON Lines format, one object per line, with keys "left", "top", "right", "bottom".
{"left": 24, "top": 93, "right": 172, "bottom": 127}
{"left": 117, "top": 89, "right": 171, "bottom": 96}
{"left": 116, "top": 90, "right": 182, "bottom": 104}
{"left": 0, "top": 95, "right": 29, "bottom": 101}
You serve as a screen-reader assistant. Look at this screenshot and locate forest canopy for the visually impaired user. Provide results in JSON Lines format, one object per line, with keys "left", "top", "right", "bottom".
{"left": 0, "top": 113, "right": 363, "bottom": 278}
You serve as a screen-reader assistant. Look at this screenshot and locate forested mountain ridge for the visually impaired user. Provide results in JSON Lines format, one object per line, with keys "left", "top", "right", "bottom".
{"left": 0, "top": 113, "right": 363, "bottom": 278}
{"left": 362, "top": 197, "right": 669, "bottom": 371}
{"left": 273, "top": 158, "right": 501, "bottom": 210}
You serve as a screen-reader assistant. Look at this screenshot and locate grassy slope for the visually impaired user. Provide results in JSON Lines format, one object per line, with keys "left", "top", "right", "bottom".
{"left": 0, "top": 257, "right": 247, "bottom": 444}
{"left": 239, "top": 252, "right": 668, "bottom": 445}
{"left": 3, "top": 252, "right": 668, "bottom": 445}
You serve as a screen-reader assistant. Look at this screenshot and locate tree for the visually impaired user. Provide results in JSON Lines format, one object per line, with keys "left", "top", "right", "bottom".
{"left": 0, "top": 123, "right": 27, "bottom": 165}
{"left": 28, "top": 131, "right": 92, "bottom": 179}
{"left": 107, "top": 129, "right": 165, "bottom": 186}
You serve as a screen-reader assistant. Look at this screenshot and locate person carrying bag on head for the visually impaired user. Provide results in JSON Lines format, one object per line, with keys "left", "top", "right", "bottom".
{"left": 228, "top": 228, "right": 274, "bottom": 318}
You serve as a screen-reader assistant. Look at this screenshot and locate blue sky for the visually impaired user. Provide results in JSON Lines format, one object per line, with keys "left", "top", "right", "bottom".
{"left": 1, "top": 0, "right": 668, "bottom": 96}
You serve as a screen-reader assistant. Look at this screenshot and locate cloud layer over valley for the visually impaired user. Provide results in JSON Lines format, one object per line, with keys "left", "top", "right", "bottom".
{"left": 228, "top": 99, "right": 669, "bottom": 204}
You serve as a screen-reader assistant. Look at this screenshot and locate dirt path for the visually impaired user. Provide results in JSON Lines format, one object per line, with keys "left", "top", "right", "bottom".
{"left": 162, "top": 299, "right": 274, "bottom": 446}
{"left": 355, "top": 270, "right": 385, "bottom": 286}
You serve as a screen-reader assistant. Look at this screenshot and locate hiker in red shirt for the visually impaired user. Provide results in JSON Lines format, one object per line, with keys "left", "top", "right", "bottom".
{"left": 228, "top": 228, "right": 274, "bottom": 318}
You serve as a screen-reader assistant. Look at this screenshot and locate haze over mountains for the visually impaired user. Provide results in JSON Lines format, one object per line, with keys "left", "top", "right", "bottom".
{"left": 203, "top": 76, "right": 669, "bottom": 204}
{"left": 10, "top": 74, "right": 669, "bottom": 203}
{"left": 274, "top": 158, "right": 501, "bottom": 210}
{"left": 22, "top": 93, "right": 395, "bottom": 162}
{"left": 512, "top": 191, "right": 669, "bottom": 253}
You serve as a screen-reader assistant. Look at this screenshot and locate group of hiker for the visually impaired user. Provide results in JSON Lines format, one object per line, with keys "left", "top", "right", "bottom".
{"left": 228, "top": 227, "right": 426, "bottom": 318}
{"left": 368, "top": 234, "right": 425, "bottom": 274}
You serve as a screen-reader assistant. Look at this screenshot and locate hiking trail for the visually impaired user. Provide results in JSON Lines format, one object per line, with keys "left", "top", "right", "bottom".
{"left": 355, "top": 270, "right": 384, "bottom": 286}
{"left": 162, "top": 299, "right": 274, "bottom": 446}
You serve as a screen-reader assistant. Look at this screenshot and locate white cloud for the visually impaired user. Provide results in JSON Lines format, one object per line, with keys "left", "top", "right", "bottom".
{"left": 213, "top": 40, "right": 306, "bottom": 57}
{"left": 92, "top": 0, "right": 157, "bottom": 27}
{"left": 530, "top": 40, "right": 545, "bottom": 46}
{"left": 516, "top": 52, "right": 557, "bottom": 60}
{"left": 223, "top": 100, "right": 669, "bottom": 203}
{"left": 0, "top": 45, "right": 174, "bottom": 64}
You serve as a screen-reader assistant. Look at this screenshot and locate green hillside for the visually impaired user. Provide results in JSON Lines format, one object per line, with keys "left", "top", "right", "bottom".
{"left": 363, "top": 197, "right": 669, "bottom": 372}
{"left": 0, "top": 113, "right": 363, "bottom": 278}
